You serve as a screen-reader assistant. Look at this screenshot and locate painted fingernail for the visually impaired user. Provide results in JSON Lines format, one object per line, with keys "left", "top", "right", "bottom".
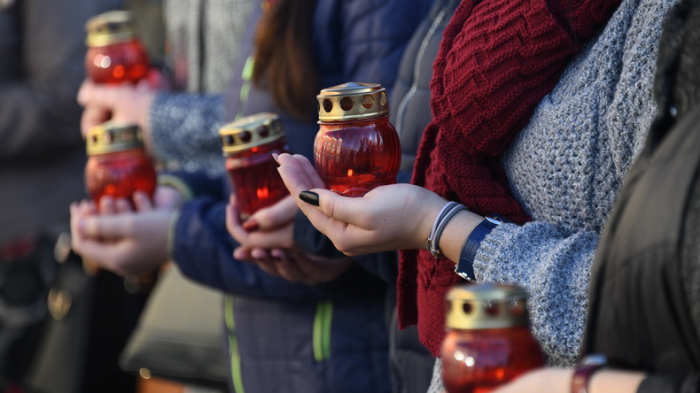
{"left": 299, "top": 191, "right": 319, "bottom": 206}
{"left": 242, "top": 219, "right": 260, "bottom": 232}
{"left": 272, "top": 153, "right": 280, "bottom": 163}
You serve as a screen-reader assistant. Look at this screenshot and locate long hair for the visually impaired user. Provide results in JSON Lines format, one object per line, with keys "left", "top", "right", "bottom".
{"left": 252, "top": 0, "right": 319, "bottom": 121}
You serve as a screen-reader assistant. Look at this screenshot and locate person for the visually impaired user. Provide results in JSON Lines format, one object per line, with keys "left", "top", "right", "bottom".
{"left": 70, "top": 0, "right": 433, "bottom": 391}
{"left": 78, "top": 0, "right": 257, "bottom": 175}
{"left": 276, "top": 0, "right": 678, "bottom": 388}
{"left": 494, "top": 0, "right": 700, "bottom": 390}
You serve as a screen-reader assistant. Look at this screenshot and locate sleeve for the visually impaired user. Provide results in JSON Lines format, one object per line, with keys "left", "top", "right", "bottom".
{"left": 473, "top": 222, "right": 598, "bottom": 366}
{"left": 637, "top": 374, "right": 700, "bottom": 393}
{"left": 159, "top": 171, "right": 227, "bottom": 200}
{"left": 340, "top": 0, "right": 434, "bottom": 92}
{"left": 148, "top": 92, "right": 227, "bottom": 174}
{"left": 172, "top": 197, "right": 384, "bottom": 300}
{"left": 0, "top": 0, "right": 121, "bottom": 159}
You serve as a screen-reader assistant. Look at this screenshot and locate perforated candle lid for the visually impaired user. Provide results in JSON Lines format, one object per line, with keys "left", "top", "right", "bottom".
{"left": 317, "top": 82, "right": 390, "bottom": 122}
{"left": 446, "top": 284, "right": 531, "bottom": 330}
{"left": 219, "top": 113, "right": 285, "bottom": 155}
{"left": 86, "top": 10, "right": 138, "bottom": 47}
{"left": 86, "top": 122, "right": 145, "bottom": 155}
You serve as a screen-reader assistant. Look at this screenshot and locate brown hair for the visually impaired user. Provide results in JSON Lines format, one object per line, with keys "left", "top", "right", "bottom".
{"left": 252, "top": 0, "right": 319, "bottom": 121}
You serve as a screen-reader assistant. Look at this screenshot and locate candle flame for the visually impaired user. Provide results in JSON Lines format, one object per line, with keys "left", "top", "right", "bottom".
{"left": 347, "top": 169, "right": 354, "bottom": 176}
{"left": 257, "top": 187, "right": 269, "bottom": 199}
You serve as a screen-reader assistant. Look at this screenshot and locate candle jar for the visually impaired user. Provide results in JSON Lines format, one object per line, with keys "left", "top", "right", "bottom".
{"left": 220, "top": 113, "right": 290, "bottom": 220}
{"left": 442, "top": 284, "right": 545, "bottom": 393}
{"left": 314, "top": 82, "right": 401, "bottom": 197}
{"left": 85, "top": 122, "right": 157, "bottom": 206}
{"left": 85, "top": 11, "right": 150, "bottom": 85}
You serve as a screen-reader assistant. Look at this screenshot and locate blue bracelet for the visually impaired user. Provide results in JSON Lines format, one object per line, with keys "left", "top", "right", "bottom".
{"left": 455, "top": 217, "right": 502, "bottom": 282}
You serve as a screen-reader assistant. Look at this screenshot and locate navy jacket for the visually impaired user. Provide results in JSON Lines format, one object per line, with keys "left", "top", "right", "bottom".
{"left": 171, "top": 0, "right": 433, "bottom": 392}
{"left": 288, "top": 1, "right": 460, "bottom": 392}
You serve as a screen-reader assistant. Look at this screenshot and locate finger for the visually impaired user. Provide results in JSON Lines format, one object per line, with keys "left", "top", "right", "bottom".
{"left": 81, "top": 105, "right": 111, "bottom": 136}
{"left": 77, "top": 79, "right": 94, "bottom": 106}
{"left": 80, "top": 214, "right": 135, "bottom": 240}
{"left": 226, "top": 196, "right": 249, "bottom": 244}
{"left": 244, "top": 196, "right": 298, "bottom": 231}
{"left": 115, "top": 198, "right": 133, "bottom": 214}
{"left": 306, "top": 188, "right": 369, "bottom": 226}
{"left": 133, "top": 191, "right": 154, "bottom": 212}
{"left": 276, "top": 153, "right": 317, "bottom": 191}
{"left": 99, "top": 196, "right": 116, "bottom": 215}
{"left": 272, "top": 250, "right": 306, "bottom": 283}
{"left": 292, "top": 154, "right": 326, "bottom": 189}
{"left": 233, "top": 246, "right": 253, "bottom": 261}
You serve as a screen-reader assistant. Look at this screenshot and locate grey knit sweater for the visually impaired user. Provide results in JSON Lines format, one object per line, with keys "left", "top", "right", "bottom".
{"left": 148, "top": 0, "right": 255, "bottom": 174}
{"left": 473, "top": 0, "right": 679, "bottom": 367}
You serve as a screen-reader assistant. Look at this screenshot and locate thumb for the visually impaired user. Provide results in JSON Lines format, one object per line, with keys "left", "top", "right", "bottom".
{"left": 244, "top": 195, "right": 298, "bottom": 230}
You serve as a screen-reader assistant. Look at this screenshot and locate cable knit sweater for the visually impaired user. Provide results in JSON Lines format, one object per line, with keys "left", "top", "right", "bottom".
{"left": 475, "top": 0, "right": 679, "bottom": 366}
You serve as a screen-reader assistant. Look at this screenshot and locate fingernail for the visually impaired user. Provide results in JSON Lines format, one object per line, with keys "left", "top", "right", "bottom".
{"left": 299, "top": 191, "right": 319, "bottom": 206}
{"left": 242, "top": 219, "right": 259, "bottom": 232}
{"left": 272, "top": 153, "right": 280, "bottom": 163}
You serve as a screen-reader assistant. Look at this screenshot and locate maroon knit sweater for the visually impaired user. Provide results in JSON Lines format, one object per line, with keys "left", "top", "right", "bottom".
{"left": 399, "top": 0, "right": 621, "bottom": 356}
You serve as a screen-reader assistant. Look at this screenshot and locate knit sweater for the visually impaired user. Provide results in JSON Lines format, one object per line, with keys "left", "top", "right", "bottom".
{"left": 148, "top": 0, "right": 256, "bottom": 174}
{"left": 475, "top": 0, "right": 678, "bottom": 366}
{"left": 401, "top": 0, "right": 621, "bottom": 357}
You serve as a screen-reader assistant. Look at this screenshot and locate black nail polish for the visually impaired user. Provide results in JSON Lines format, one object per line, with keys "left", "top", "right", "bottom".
{"left": 299, "top": 191, "right": 320, "bottom": 206}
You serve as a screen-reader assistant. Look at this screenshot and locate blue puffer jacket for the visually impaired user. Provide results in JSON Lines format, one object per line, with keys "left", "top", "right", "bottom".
{"left": 171, "top": 0, "right": 434, "bottom": 392}
{"left": 288, "top": 1, "right": 460, "bottom": 392}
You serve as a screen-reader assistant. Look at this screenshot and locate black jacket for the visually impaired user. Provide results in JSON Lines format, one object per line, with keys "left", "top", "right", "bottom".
{"left": 583, "top": 0, "right": 700, "bottom": 390}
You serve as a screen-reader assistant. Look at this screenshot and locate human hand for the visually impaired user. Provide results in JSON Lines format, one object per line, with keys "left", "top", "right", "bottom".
{"left": 276, "top": 153, "right": 448, "bottom": 255}
{"left": 77, "top": 72, "right": 161, "bottom": 142}
{"left": 493, "top": 368, "right": 572, "bottom": 393}
{"left": 234, "top": 247, "right": 352, "bottom": 285}
{"left": 226, "top": 195, "right": 297, "bottom": 250}
{"left": 152, "top": 185, "right": 188, "bottom": 211}
{"left": 70, "top": 191, "right": 173, "bottom": 276}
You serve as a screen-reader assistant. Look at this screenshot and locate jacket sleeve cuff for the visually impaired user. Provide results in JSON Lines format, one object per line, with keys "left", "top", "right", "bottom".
{"left": 158, "top": 174, "right": 195, "bottom": 200}
{"left": 292, "top": 210, "right": 346, "bottom": 258}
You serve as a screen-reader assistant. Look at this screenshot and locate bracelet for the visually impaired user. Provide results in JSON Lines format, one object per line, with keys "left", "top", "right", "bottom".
{"left": 455, "top": 216, "right": 501, "bottom": 282}
{"left": 426, "top": 202, "right": 468, "bottom": 258}
{"left": 571, "top": 354, "right": 607, "bottom": 393}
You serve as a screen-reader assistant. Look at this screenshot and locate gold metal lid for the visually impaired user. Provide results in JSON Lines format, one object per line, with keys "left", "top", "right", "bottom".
{"left": 219, "top": 113, "right": 285, "bottom": 155}
{"left": 446, "top": 284, "right": 531, "bottom": 330}
{"left": 317, "top": 82, "right": 390, "bottom": 122}
{"left": 86, "top": 10, "right": 138, "bottom": 47}
{"left": 86, "top": 122, "right": 145, "bottom": 155}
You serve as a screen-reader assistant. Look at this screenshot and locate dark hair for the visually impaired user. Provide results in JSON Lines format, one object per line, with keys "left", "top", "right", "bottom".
{"left": 252, "top": 0, "right": 319, "bottom": 121}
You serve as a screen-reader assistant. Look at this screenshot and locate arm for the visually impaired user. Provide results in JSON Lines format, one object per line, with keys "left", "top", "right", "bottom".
{"left": 0, "top": 0, "right": 121, "bottom": 159}
{"left": 148, "top": 93, "right": 227, "bottom": 173}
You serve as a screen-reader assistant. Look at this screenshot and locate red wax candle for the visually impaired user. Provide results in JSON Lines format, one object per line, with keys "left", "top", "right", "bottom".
{"left": 85, "top": 122, "right": 157, "bottom": 206}
{"left": 441, "top": 285, "right": 545, "bottom": 393}
{"left": 85, "top": 11, "right": 150, "bottom": 85}
{"left": 314, "top": 82, "right": 401, "bottom": 197}
{"left": 220, "top": 113, "right": 290, "bottom": 219}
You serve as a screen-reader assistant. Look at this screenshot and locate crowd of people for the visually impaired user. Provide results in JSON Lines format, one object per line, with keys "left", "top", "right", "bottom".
{"left": 2, "top": 0, "right": 700, "bottom": 391}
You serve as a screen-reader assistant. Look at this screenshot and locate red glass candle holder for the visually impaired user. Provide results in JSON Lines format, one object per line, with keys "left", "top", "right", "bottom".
{"left": 314, "top": 82, "right": 401, "bottom": 197}
{"left": 442, "top": 284, "right": 545, "bottom": 393}
{"left": 85, "top": 11, "right": 150, "bottom": 85}
{"left": 85, "top": 122, "right": 157, "bottom": 206}
{"left": 220, "top": 113, "right": 290, "bottom": 219}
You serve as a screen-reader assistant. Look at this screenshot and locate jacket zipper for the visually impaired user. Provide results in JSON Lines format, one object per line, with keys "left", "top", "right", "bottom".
{"left": 225, "top": 295, "right": 246, "bottom": 393}
{"left": 313, "top": 301, "right": 333, "bottom": 362}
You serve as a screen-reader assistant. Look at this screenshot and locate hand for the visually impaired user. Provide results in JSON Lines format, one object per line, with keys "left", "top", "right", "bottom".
{"left": 70, "top": 191, "right": 173, "bottom": 276}
{"left": 276, "top": 153, "right": 448, "bottom": 256}
{"left": 493, "top": 368, "right": 572, "bottom": 393}
{"left": 226, "top": 195, "right": 297, "bottom": 250}
{"left": 77, "top": 74, "right": 160, "bottom": 142}
{"left": 234, "top": 247, "right": 352, "bottom": 285}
